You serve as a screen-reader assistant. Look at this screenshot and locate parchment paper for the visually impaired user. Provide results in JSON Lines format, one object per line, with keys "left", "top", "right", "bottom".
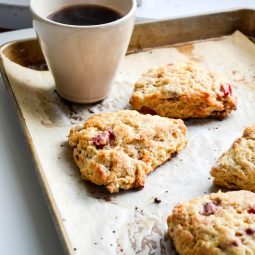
{"left": 2, "top": 31, "right": 255, "bottom": 255}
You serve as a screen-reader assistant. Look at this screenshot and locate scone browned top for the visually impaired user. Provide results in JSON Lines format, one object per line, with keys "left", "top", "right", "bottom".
{"left": 130, "top": 62, "right": 236, "bottom": 119}
{"left": 69, "top": 110, "right": 187, "bottom": 193}
{"left": 211, "top": 125, "right": 255, "bottom": 192}
{"left": 168, "top": 190, "right": 255, "bottom": 255}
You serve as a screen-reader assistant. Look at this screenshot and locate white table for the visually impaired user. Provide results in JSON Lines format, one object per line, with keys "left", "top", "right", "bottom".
{"left": 1, "top": 1, "right": 255, "bottom": 255}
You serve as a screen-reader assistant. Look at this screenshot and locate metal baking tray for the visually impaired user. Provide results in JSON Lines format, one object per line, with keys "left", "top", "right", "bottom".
{"left": 1, "top": 9, "right": 255, "bottom": 255}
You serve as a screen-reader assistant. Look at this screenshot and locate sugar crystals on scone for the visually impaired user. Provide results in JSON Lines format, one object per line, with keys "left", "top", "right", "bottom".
{"left": 69, "top": 110, "right": 187, "bottom": 193}
{"left": 129, "top": 61, "right": 237, "bottom": 119}
{"left": 167, "top": 190, "right": 255, "bottom": 255}
{"left": 211, "top": 126, "right": 255, "bottom": 191}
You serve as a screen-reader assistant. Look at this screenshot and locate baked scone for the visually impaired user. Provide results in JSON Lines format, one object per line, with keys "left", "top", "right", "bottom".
{"left": 211, "top": 126, "right": 255, "bottom": 191}
{"left": 129, "top": 62, "right": 237, "bottom": 119}
{"left": 68, "top": 110, "right": 187, "bottom": 193}
{"left": 167, "top": 190, "right": 255, "bottom": 255}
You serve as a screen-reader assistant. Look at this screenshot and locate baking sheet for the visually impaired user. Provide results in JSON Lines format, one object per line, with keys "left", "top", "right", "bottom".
{"left": 1, "top": 31, "right": 255, "bottom": 254}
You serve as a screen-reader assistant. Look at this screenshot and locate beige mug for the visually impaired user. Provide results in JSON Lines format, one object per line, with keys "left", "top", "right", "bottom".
{"left": 30, "top": 0, "right": 136, "bottom": 103}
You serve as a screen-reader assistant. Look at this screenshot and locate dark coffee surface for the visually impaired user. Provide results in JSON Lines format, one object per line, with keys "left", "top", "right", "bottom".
{"left": 47, "top": 4, "right": 123, "bottom": 26}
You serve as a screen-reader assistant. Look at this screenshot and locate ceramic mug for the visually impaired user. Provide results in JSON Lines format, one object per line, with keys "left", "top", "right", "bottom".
{"left": 30, "top": 0, "right": 136, "bottom": 103}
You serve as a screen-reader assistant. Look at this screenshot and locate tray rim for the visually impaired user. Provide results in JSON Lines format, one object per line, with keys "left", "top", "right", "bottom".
{"left": 134, "top": 7, "right": 255, "bottom": 24}
{"left": 1, "top": 8, "right": 255, "bottom": 254}
{"left": 1, "top": 7, "right": 255, "bottom": 49}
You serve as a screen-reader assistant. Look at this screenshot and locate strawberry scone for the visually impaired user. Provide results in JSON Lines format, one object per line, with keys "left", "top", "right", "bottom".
{"left": 130, "top": 62, "right": 237, "bottom": 119}
{"left": 168, "top": 190, "right": 255, "bottom": 255}
{"left": 211, "top": 126, "right": 255, "bottom": 191}
{"left": 69, "top": 110, "right": 187, "bottom": 193}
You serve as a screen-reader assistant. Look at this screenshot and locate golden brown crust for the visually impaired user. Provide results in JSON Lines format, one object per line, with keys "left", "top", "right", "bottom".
{"left": 129, "top": 62, "right": 237, "bottom": 119}
{"left": 211, "top": 126, "right": 255, "bottom": 191}
{"left": 167, "top": 190, "right": 255, "bottom": 255}
{"left": 69, "top": 110, "right": 187, "bottom": 193}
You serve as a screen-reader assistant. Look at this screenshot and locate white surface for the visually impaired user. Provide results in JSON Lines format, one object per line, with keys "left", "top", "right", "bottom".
{"left": 137, "top": 0, "right": 255, "bottom": 19}
{"left": 1, "top": 0, "right": 255, "bottom": 13}
{"left": 0, "top": 1, "right": 255, "bottom": 255}
{"left": 0, "top": 0, "right": 28, "bottom": 5}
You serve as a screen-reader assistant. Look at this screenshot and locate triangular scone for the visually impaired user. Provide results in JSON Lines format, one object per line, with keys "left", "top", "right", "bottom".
{"left": 211, "top": 126, "right": 255, "bottom": 191}
{"left": 129, "top": 62, "right": 236, "bottom": 119}
{"left": 167, "top": 190, "right": 255, "bottom": 255}
{"left": 69, "top": 110, "right": 187, "bottom": 193}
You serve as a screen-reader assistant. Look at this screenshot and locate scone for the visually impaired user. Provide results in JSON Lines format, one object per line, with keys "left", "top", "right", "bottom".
{"left": 129, "top": 62, "right": 237, "bottom": 119}
{"left": 167, "top": 190, "right": 255, "bottom": 255}
{"left": 211, "top": 126, "right": 255, "bottom": 191}
{"left": 68, "top": 110, "right": 187, "bottom": 193}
